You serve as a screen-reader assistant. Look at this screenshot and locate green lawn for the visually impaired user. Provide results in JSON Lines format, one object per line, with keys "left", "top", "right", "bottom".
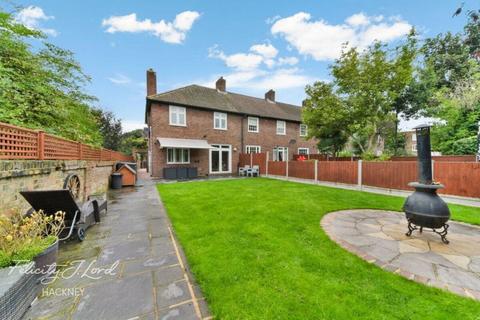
{"left": 157, "top": 178, "right": 480, "bottom": 320}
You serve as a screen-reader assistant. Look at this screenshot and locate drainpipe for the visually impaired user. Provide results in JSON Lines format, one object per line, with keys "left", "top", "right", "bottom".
{"left": 241, "top": 115, "right": 245, "bottom": 154}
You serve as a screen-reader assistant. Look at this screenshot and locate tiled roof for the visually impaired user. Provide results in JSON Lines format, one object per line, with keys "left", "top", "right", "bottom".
{"left": 147, "top": 85, "right": 303, "bottom": 122}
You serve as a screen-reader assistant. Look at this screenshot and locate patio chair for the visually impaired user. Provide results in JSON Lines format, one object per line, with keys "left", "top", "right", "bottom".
{"left": 20, "top": 190, "right": 107, "bottom": 241}
{"left": 239, "top": 165, "right": 250, "bottom": 176}
{"left": 247, "top": 165, "right": 260, "bottom": 177}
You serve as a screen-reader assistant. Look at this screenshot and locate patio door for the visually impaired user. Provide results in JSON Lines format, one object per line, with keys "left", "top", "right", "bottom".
{"left": 209, "top": 144, "right": 231, "bottom": 174}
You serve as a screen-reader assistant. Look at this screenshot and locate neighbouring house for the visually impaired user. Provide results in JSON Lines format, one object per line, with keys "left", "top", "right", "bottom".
{"left": 144, "top": 69, "right": 317, "bottom": 178}
{"left": 404, "top": 130, "right": 418, "bottom": 155}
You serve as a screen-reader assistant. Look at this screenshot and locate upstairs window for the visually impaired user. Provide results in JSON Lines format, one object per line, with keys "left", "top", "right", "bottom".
{"left": 169, "top": 106, "right": 186, "bottom": 126}
{"left": 167, "top": 148, "right": 190, "bottom": 164}
{"left": 298, "top": 148, "right": 309, "bottom": 155}
{"left": 276, "top": 120, "right": 286, "bottom": 135}
{"left": 248, "top": 117, "right": 259, "bottom": 133}
{"left": 246, "top": 145, "right": 261, "bottom": 154}
{"left": 214, "top": 112, "right": 227, "bottom": 130}
{"left": 300, "top": 124, "right": 308, "bottom": 137}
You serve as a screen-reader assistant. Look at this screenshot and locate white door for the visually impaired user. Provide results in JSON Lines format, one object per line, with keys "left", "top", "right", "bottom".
{"left": 209, "top": 144, "right": 231, "bottom": 174}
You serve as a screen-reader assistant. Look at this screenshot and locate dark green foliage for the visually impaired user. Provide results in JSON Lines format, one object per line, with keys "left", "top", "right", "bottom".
{"left": 120, "top": 129, "right": 147, "bottom": 154}
{"left": 92, "top": 109, "right": 123, "bottom": 150}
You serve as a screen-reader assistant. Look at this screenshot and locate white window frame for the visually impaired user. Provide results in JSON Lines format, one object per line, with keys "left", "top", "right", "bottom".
{"left": 209, "top": 144, "right": 232, "bottom": 174}
{"left": 213, "top": 112, "right": 227, "bottom": 130}
{"left": 298, "top": 148, "right": 309, "bottom": 155}
{"left": 300, "top": 124, "right": 308, "bottom": 137}
{"left": 412, "top": 133, "right": 417, "bottom": 142}
{"left": 245, "top": 145, "right": 261, "bottom": 154}
{"left": 273, "top": 147, "right": 288, "bottom": 162}
{"left": 248, "top": 117, "right": 259, "bottom": 133}
{"left": 276, "top": 120, "right": 286, "bottom": 135}
{"left": 169, "top": 106, "right": 186, "bottom": 126}
{"left": 166, "top": 148, "right": 190, "bottom": 164}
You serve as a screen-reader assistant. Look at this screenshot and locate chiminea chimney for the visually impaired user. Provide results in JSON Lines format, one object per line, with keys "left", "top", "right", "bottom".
{"left": 147, "top": 68, "right": 157, "bottom": 96}
{"left": 265, "top": 89, "right": 275, "bottom": 102}
{"left": 216, "top": 77, "right": 226, "bottom": 92}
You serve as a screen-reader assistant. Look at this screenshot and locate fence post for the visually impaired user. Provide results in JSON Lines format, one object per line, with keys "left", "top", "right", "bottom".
{"left": 37, "top": 131, "right": 45, "bottom": 160}
{"left": 357, "top": 160, "right": 363, "bottom": 188}
{"left": 265, "top": 152, "right": 269, "bottom": 177}
{"left": 314, "top": 159, "right": 318, "bottom": 183}
{"left": 78, "top": 142, "right": 83, "bottom": 159}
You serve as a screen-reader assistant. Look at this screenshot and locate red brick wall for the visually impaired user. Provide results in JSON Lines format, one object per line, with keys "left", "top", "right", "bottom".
{"left": 148, "top": 102, "right": 317, "bottom": 177}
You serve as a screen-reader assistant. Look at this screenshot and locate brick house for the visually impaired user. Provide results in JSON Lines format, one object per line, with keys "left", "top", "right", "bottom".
{"left": 145, "top": 69, "right": 317, "bottom": 178}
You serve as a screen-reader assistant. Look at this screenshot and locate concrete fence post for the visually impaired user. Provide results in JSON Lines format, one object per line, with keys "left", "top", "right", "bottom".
{"left": 358, "top": 160, "right": 363, "bottom": 188}
{"left": 37, "top": 131, "right": 45, "bottom": 160}
{"left": 265, "top": 152, "right": 269, "bottom": 177}
{"left": 314, "top": 160, "right": 318, "bottom": 183}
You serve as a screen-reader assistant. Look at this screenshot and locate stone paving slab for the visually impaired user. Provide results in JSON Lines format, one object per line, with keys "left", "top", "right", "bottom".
{"left": 23, "top": 171, "right": 210, "bottom": 320}
{"left": 321, "top": 209, "right": 480, "bottom": 300}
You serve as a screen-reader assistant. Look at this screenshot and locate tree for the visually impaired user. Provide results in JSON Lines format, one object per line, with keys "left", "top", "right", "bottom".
{"left": 119, "top": 129, "right": 147, "bottom": 155}
{"left": 303, "top": 35, "right": 418, "bottom": 156}
{"left": 92, "top": 109, "right": 122, "bottom": 150}
{"left": 302, "top": 82, "right": 351, "bottom": 156}
{"left": 0, "top": 9, "right": 102, "bottom": 145}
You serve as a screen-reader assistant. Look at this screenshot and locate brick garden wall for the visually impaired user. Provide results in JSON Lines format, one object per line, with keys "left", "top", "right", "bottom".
{"left": 0, "top": 160, "right": 115, "bottom": 215}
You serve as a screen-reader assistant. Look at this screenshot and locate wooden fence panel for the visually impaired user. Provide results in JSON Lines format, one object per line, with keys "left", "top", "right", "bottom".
{"left": 0, "top": 123, "right": 38, "bottom": 159}
{"left": 289, "top": 161, "right": 315, "bottom": 179}
{"left": 44, "top": 134, "right": 79, "bottom": 159}
{"left": 318, "top": 161, "right": 358, "bottom": 184}
{"left": 252, "top": 153, "right": 267, "bottom": 174}
{"left": 0, "top": 122, "right": 133, "bottom": 161}
{"left": 435, "top": 162, "right": 480, "bottom": 198}
{"left": 363, "top": 161, "right": 416, "bottom": 190}
{"left": 268, "top": 161, "right": 286, "bottom": 176}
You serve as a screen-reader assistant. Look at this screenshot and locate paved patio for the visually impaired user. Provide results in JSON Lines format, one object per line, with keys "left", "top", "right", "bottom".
{"left": 24, "top": 170, "right": 210, "bottom": 320}
{"left": 321, "top": 210, "right": 480, "bottom": 300}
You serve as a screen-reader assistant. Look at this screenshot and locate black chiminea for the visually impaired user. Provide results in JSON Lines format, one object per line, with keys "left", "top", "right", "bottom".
{"left": 403, "top": 124, "right": 451, "bottom": 244}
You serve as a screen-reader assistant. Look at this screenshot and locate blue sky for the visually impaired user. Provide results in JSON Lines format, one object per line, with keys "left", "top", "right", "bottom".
{"left": 9, "top": 0, "right": 476, "bottom": 131}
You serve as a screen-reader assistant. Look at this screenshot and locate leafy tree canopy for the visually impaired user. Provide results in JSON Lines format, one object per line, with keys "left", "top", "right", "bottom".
{"left": 0, "top": 9, "right": 102, "bottom": 145}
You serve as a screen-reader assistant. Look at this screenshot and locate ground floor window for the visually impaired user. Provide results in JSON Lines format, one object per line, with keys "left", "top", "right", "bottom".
{"left": 245, "top": 145, "right": 261, "bottom": 154}
{"left": 273, "top": 147, "right": 288, "bottom": 161}
{"left": 298, "top": 148, "right": 309, "bottom": 155}
{"left": 166, "top": 148, "right": 190, "bottom": 164}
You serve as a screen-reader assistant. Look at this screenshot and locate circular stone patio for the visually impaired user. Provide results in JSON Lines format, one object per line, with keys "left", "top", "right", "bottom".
{"left": 321, "top": 210, "right": 480, "bottom": 300}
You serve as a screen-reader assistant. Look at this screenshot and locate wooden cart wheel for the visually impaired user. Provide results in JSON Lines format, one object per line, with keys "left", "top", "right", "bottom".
{"left": 64, "top": 174, "right": 81, "bottom": 200}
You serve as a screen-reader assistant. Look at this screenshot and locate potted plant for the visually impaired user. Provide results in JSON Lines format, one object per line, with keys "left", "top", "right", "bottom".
{"left": 0, "top": 210, "right": 65, "bottom": 320}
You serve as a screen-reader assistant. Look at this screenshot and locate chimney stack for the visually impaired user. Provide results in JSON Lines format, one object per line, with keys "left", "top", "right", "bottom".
{"left": 216, "top": 77, "right": 226, "bottom": 92}
{"left": 147, "top": 68, "right": 157, "bottom": 96}
{"left": 265, "top": 89, "right": 275, "bottom": 102}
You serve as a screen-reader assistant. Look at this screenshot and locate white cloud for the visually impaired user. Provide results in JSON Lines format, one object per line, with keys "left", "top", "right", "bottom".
{"left": 108, "top": 73, "right": 131, "bottom": 85}
{"left": 250, "top": 43, "right": 278, "bottom": 59}
{"left": 209, "top": 43, "right": 298, "bottom": 71}
{"left": 208, "top": 45, "right": 263, "bottom": 70}
{"left": 271, "top": 12, "right": 411, "bottom": 61}
{"left": 278, "top": 56, "right": 299, "bottom": 66}
{"left": 345, "top": 13, "right": 371, "bottom": 27}
{"left": 102, "top": 11, "right": 200, "bottom": 44}
{"left": 173, "top": 11, "right": 201, "bottom": 31}
{"left": 122, "top": 120, "right": 146, "bottom": 133}
{"left": 15, "top": 6, "right": 57, "bottom": 36}
{"left": 265, "top": 15, "right": 281, "bottom": 25}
